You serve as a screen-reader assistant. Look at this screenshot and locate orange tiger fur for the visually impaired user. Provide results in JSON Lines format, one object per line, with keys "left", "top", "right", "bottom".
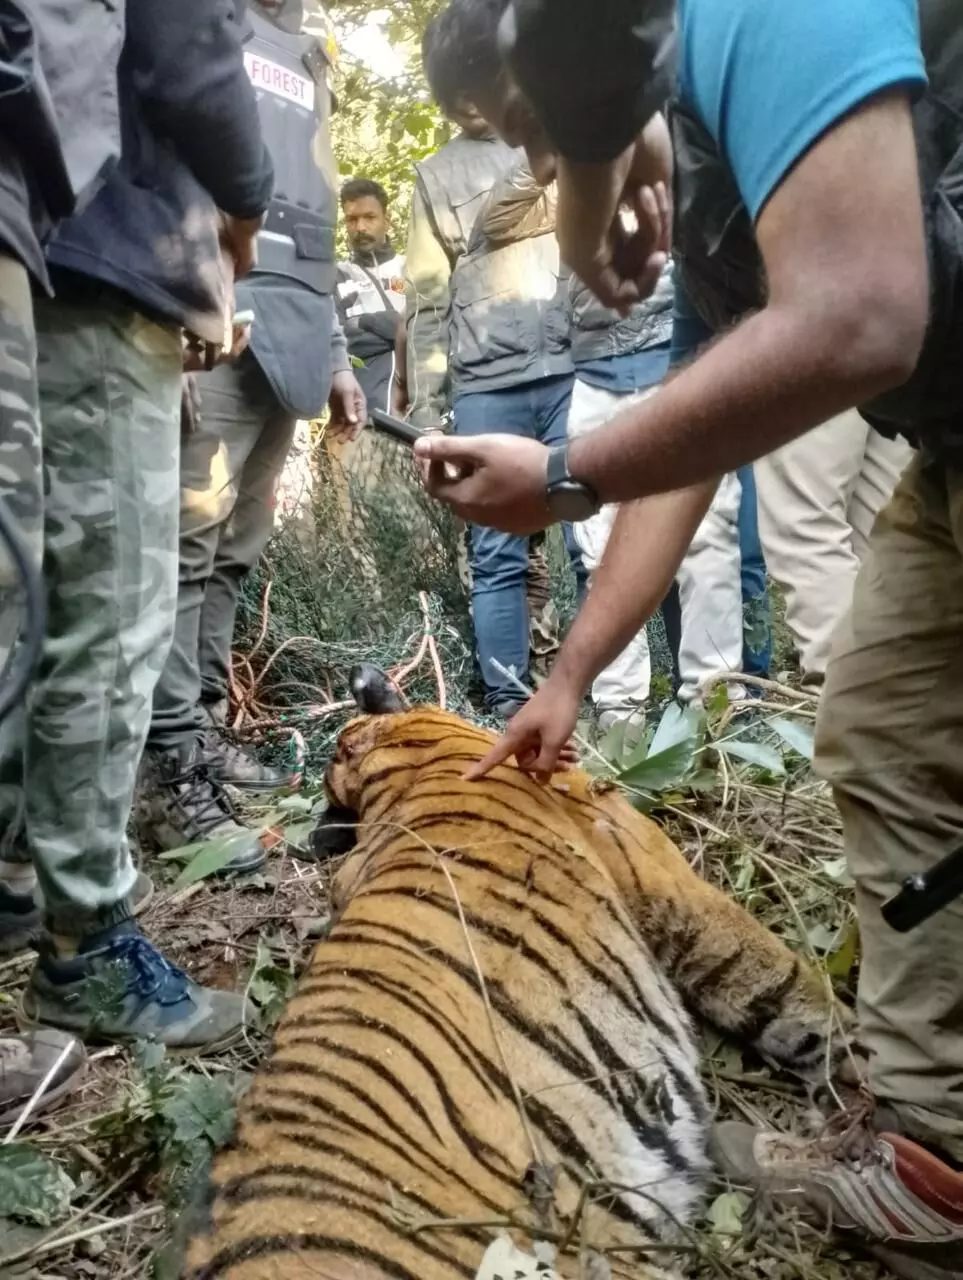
{"left": 185, "top": 702, "right": 848, "bottom": 1280}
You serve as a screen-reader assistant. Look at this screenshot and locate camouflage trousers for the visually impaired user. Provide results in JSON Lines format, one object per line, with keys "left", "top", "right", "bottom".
{"left": 0, "top": 255, "right": 42, "bottom": 679}
{"left": 0, "top": 283, "right": 182, "bottom": 935}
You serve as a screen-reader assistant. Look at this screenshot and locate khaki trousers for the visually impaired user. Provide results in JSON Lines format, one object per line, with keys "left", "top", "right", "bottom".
{"left": 816, "top": 455, "right": 963, "bottom": 1161}
{"left": 756, "top": 409, "right": 912, "bottom": 683}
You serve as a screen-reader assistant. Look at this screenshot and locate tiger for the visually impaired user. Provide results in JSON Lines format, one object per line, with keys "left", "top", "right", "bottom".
{"left": 184, "top": 663, "right": 850, "bottom": 1280}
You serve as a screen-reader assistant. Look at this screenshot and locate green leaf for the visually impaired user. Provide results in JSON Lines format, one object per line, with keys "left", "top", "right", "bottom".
{"left": 716, "top": 737, "right": 786, "bottom": 776}
{"left": 0, "top": 1143, "right": 75, "bottom": 1226}
{"left": 172, "top": 833, "right": 257, "bottom": 889}
{"left": 707, "top": 1190, "right": 749, "bottom": 1239}
{"left": 161, "top": 1076, "right": 236, "bottom": 1149}
{"left": 826, "top": 920, "right": 861, "bottom": 979}
{"left": 616, "top": 702, "right": 706, "bottom": 797}
{"left": 597, "top": 716, "right": 628, "bottom": 767}
{"left": 706, "top": 682, "right": 730, "bottom": 717}
{"left": 618, "top": 739, "right": 701, "bottom": 794}
{"left": 276, "top": 793, "right": 313, "bottom": 813}
{"left": 648, "top": 701, "right": 706, "bottom": 759}
{"left": 769, "top": 715, "right": 815, "bottom": 761}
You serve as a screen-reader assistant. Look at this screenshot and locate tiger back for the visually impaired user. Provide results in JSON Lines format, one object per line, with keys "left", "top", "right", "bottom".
{"left": 185, "top": 685, "right": 845, "bottom": 1280}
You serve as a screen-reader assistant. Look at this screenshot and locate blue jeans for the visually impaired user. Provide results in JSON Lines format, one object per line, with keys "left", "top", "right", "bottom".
{"left": 737, "top": 464, "right": 772, "bottom": 679}
{"left": 453, "top": 374, "right": 586, "bottom": 710}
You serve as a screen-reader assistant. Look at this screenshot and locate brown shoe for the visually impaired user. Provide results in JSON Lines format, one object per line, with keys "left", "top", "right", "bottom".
{"left": 0, "top": 1029, "right": 86, "bottom": 1128}
{"left": 712, "top": 1118, "right": 963, "bottom": 1277}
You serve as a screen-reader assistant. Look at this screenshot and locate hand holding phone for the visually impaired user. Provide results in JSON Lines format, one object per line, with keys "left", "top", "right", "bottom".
{"left": 368, "top": 409, "right": 425, "bottom": 448}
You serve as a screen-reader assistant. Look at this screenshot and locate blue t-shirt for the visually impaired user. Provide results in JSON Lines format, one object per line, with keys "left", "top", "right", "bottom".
{"left": 676, "top": 0, "right": 926, "bottom": 223}
{"left": 672, "top": 0, "right": 927, "bottom": 365}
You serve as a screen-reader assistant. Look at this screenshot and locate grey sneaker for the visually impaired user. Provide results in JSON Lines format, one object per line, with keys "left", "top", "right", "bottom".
{"left": 202, "top": 732, "right": 289, "bottom": 793}
{"left": 0, "top": 870, "right": 153, "bottom": 956}
{"left": 20, "top": 924, "right": 248, "bottom": 1055}
{"left": 712, "top": 1119, "right": 963, "bottom": 1278}
{"left": 0, "top": 1029, "right": 86, "bottom": 1128}
{"left": 135, "top": 741, "right": 266, "bottom": 876}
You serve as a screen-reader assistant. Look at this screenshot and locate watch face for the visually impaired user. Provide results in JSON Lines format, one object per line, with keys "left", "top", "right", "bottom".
{"left": 548, "top": 483, "right": 598, "bottom": 523}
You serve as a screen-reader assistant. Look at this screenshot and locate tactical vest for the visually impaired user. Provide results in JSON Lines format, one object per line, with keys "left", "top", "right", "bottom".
{"left": 671, "top": 0, "right": 963, "bottom": 461}
{"left": 242, "top": 7, "right": 337, "bottom": 294}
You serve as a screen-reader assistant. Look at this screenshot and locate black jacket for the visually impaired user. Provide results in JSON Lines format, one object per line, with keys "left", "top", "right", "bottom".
{"left": 45, "top": 0, "right": 274, "bottom": 343}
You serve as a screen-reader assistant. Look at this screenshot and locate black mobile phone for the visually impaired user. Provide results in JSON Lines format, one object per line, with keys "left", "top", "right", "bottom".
{"left": 368, "top": 409, "right": 424, "bottom": 448}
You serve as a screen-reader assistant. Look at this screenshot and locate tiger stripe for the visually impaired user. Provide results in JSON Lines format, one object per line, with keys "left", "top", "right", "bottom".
{"left": 186, "top": 705, "right": 850, "bottom": 1280}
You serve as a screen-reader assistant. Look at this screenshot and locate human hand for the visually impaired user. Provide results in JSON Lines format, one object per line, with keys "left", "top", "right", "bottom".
{"left": 413, "top": 433, "right": 552, "bottom": 534}
{"left": 219, "top": 213, "right": 262, "bottom": 279}
{"left": 181, "top": 320, "right": 250, "bottom": 373}
{"left": 465, "top": 676, "right": 584, "bottom": 784}
{"left": 556, "top": 114, "right": 673, "bottom": 313}
{"left": 327, "top": 370, "right": 367, "bottom": 443}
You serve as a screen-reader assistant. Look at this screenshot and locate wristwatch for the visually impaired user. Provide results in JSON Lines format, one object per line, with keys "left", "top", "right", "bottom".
{"left": 545, "top": 445, "right": 601, "bottom": 522}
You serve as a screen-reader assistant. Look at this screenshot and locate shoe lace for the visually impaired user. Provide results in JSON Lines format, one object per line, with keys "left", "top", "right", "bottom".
{"left": 166, "top": 758, "right": 239, "bottom": 833}
{"left": 810, "top": 1088, "right": 881, "bottom": 1167}
{"left": 101, "top": 934, "right": 191, "bottom": 1007}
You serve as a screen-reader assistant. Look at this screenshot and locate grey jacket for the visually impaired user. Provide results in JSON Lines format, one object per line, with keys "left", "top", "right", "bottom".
{"left": 478, "top": 161, "right": 673, "bottom": 366}
{"left": 404, "top": 134, "right": 571, "bottom": 423}
{"left": 404, "top": 133, "right": 516, "bottom": 424}
{"left": 451, "top": 156, "right": 571, "bottom": 395}
{"left": 569, "top": 260, "right": 674, "bottom": 365}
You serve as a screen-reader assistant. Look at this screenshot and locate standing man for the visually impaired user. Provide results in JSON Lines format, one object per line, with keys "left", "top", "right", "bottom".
{"left": 415, "top": 2, "right": 963, "bottom": 1275}
{"left": 337, "top": 178, "right": 406, "bottom": 413}
{"left": 0, "top": 0, "right": 274, "bottom": 1049}
{"left": 140, "top": 0, "right": 366, "bottom": 854}
{"left": 408, "top": 32, "right": 585, "bottom": 715}
{"left": 0, "top": 0, "right": 126, "bottom": 1120}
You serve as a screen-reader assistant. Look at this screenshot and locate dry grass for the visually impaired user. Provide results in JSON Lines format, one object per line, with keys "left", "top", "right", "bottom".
{"left": 0, "top": 577, "right": 894, "bottom": 1280}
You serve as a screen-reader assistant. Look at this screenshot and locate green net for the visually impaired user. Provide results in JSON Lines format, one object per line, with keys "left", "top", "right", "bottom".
{"left": 233, "top": 425, "right": 674, "bottom": 773}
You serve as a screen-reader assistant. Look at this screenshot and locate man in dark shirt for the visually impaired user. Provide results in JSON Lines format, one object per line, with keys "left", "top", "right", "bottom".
{"left": 336, "top": 178, "right": 406, "bottom": 413}
{"left": 141, "top": 0, "right": 365, "bottom": 825}
{"left": 0, "top": 0, "right": 275, "bottom": 1054}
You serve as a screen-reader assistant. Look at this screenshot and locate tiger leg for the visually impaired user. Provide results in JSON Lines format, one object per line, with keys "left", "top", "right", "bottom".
{"left": 586, "top": 792, "right": 853, "bottom": 1083}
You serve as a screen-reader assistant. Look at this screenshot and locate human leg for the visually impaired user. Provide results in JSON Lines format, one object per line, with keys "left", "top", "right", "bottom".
{"left": 566, "top": 378, "right": 651, "bottom": 716}
{"left": 817, "top": 456, "right": 963, "bottom": 1158}
{"left": 0, "top": 255, "right": 44, "bottom": 947}
{"left": 538, "top": 372, "right": 588, "bottom": 604}
{"left": 675, "top": 473, "right": 744, "bottom": 703}
{"left": 15, "top": 288, "right": 245, "bottom": 1049}
{"left": 453, "top": 386, "right": 534, "bottom": 712}
{"left": 714, "top": 457, "right": 963, "bottom": 1275}
{"left": 149, "top": 356, "right": 273, "bottom": 756}
{"left": 754, "top": 409, "right": 868, "bottom": 684}
{"left": 736, "top": 464, "right": 772, "bottom": 680}
{"left": 848, "top": 426, "right": 914, "bottom": 558}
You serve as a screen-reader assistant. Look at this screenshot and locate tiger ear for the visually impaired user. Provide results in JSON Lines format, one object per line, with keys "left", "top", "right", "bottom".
{"left": 349, "top": 663, "right": 408, "bottom": 715}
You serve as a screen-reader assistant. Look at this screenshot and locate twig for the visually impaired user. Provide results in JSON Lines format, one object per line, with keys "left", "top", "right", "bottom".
{"left": 0, "top": 1203, "right": 162, "bottom": 1268}
{"left": 4, "top": 1037, "right": 77, "bottom": 1143}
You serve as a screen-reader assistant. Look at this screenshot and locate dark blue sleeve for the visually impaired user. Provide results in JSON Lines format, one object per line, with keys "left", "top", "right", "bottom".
{"left": 678, "top": 0, "right": 926, "bottom": 220}
{"left": 125, "top": 0, "right": 274, "bottom": 220}
{"left": 669, "top": 277, "right": 713, "bottom": 369}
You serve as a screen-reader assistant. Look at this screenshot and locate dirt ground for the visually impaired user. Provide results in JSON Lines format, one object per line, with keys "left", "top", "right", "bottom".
{"left": 0, "top": 713, "right": 899, "bottom": 1280}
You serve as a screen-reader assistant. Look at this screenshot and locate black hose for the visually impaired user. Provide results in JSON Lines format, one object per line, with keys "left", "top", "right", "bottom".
{"left": 0, "top": 496, "right": 45, "bottom": 724}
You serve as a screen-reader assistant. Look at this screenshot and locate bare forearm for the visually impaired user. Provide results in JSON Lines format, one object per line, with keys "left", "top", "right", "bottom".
{"left": 553, "top": 483, "right": 717, "bottom": 692}
{"left": 570, "top": 301, "right": 919, "bottom": 504}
